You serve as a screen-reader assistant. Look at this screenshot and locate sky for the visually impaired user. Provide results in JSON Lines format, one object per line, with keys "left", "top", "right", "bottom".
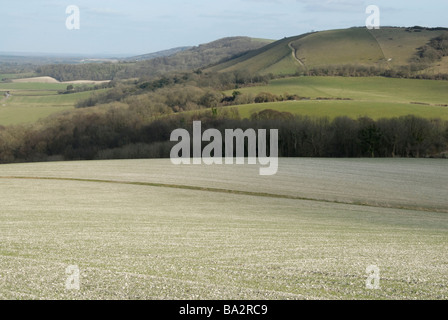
{"left": 1, "top": 0, "right": 447, "bottom": 56}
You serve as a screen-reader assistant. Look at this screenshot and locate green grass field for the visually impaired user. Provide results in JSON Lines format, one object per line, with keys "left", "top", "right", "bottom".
{"left": 229, "top": 76, "right": 448, "bottom": 120}
{"left": 235, "top": 100, "right": 448, "bottom": 120}
{"left": 207, "top": 36, "right": 304, "bottom": 75}
{"left": 290, "top": 28, "right": 385, "bottom": 68}
{"left": 0, "top": 82, "right": 69, "bottom": 91}
{"left": 0, "top": 73, "right": 37, "bottom": 81}
{"left": 0, "top": 159, "right": 446, "bottom": 299}
{"left": 0, "top": 82, "right": 106, "bottom": 125}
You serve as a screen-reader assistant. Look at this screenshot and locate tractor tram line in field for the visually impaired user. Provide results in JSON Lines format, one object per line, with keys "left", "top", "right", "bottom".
{"left": 0, "top": 175, "right": 446, "bottom": 214}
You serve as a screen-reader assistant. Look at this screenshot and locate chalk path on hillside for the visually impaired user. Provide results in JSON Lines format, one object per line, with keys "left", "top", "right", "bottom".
{"left": 288, "top": 41, "right": 306, "bottom": 68}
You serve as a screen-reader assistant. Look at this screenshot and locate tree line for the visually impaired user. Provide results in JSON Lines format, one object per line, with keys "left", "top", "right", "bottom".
{"left": 35, "top": 63, "right": 125, "bottom": 82}
{"left": 300, "top": 64, "right": 448, "bottom": 80}
{"left": 1, "top": 106, "right": 446, "bottom": 163}
{"left": 74, "top": 71, "right": 274, "bottom": 109}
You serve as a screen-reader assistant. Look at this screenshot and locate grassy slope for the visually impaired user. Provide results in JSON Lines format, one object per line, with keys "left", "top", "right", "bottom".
{"left": 228, "top": 76, "right": 448, "bottom": 120}
{"left": 290, "top": 28, "right": 385, "bottom": 68}
{"left": 423, "top": 56, "right": 448, "bottom": 75}
{"left": 207, "top": 35, "right": 306, "bottom": 75}
{"left": 368, "top": 28, "right": 447, "bottom": 67}
{"left": 209, "top": 27, "right": 448, "bottom": 75}
{"left": 0, "top": 159, "right": 446, "bottom": 299}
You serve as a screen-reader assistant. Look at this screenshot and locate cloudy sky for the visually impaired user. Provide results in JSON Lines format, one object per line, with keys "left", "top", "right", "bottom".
{"left": 1, "top": 0, "right": 447, "bottom": 56}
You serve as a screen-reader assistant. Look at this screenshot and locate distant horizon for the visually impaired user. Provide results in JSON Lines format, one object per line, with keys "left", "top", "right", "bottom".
{"left": 0, "top": 51, "right": 136, "bottom": 58}
{"left": 2, "top": 24, "right": 448, "bottom": 59}
{"left": 0, "top": 44, "right": 195, "bottom": 58}
{"left": 2, "top": 0, "right": 447, "bottom": 56}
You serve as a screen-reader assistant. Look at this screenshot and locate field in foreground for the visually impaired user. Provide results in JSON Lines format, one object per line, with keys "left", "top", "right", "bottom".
{"left": 0, "top": 159, "right": 447, "bottom": 299}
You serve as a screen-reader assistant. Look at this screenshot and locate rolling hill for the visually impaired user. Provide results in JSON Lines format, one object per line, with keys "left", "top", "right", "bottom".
{"left": 207, "top": 27, "right": 448, "bottom": 76}
{"left": 123, "top": 46, "right": 193, "bottom": 62}
{"left": 32, "top": 37, "right": 275, "bottom": 81}
{"left": 114, "top": 37, "right": 275, "bottom": 79}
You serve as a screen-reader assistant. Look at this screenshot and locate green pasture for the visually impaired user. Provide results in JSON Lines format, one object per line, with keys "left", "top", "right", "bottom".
{"left": 234, "top": 100, "right": 447, "bottom": 120}
{"left": 228, "top": 76, "right": 448, "bottom": 120}
{"left": 0, "top": 82, "right": 107, "bottom": 125}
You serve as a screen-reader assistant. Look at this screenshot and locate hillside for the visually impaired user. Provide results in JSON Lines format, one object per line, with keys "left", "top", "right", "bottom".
{"left": 33, "top": 37, "right": 274, "bottom": 81}
{"left": 206, "top": 35, "right": 307, "bottom": 75}
{"left": 123, "top": 46, "right": 193, "bottom": 62}
{"left": 207, "top": 27, "right": 448, "bottom": 76}
{"left": 114, "top": 37, "right": 275, "bottom": 79}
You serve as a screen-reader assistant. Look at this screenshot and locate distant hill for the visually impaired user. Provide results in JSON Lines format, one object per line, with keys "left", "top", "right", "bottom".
{"left": 16, "top": 27, "right": 448, "bottom": 81}
{"left": 207, "top": 27, "right": 448, "bottom": 77}
{"left": 33, "top": 37, "right": 274, "bottom": 81}
{"left": 123, "top": 47, "right": 193, "bottom": 62}
{"left": 114, "top": 37, "right": 274, "bottom": 79}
